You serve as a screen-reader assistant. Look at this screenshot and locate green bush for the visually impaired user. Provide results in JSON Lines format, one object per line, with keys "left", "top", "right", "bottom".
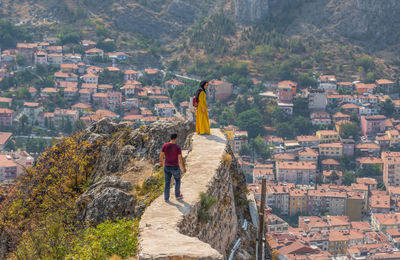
{"left": 198, "top": 192, "right": 217, "bottom": 223}
{"left": 68, "top": 218, "right": 139, "bottom": 260}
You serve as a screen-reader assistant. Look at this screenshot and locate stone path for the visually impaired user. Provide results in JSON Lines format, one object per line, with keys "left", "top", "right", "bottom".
{"left": 137, "top": 129, "right": 226, "bottom": 259}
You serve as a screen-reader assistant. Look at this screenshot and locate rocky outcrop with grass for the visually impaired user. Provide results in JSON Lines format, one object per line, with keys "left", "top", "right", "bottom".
{"left": 77, "top": 119, "right": 195, "bottom": 225}
{"left": 0, "top": 119, "right": 195, "bottom": 258}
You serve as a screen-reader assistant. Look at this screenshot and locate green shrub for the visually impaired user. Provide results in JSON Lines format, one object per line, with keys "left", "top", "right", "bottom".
{"left": 67, "top": 218, "right": 139, "bottom": 260}
{"left": 198, "top": 192, "right": 217, "bottom": 223}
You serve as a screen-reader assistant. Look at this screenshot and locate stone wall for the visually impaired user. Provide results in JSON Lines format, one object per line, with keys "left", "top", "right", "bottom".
{"left": 137, "top": 129, "right": 255, "bottom": 259}
{"left": 178, "top": 145, "right": 250, "bottom": 257}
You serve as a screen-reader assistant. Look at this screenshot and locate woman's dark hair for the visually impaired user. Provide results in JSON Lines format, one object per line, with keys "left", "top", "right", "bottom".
{"left": 196, "top": 80, "right": 208, "bottom": 100}
{"left": 200, "top": 80, "right": 208, "bottom": 89}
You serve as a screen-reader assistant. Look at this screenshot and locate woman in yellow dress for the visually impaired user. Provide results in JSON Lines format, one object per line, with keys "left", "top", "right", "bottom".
{"left": 196, "top": 80, "right": 211, "bottom": 135}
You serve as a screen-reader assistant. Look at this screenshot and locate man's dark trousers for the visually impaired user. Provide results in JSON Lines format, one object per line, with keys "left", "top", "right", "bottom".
{"left": 164, "top": 166, "right": 181, "bottom": 201}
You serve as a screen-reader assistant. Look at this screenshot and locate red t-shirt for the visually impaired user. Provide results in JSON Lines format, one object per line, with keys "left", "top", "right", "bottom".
{"left": 162, "top": 142, "right": 182, "bottom": 167}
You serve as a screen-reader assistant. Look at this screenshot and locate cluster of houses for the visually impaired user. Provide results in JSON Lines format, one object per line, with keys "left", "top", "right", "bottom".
{"left": 236, "top": 75, "right": 400, "bottom": 259}
{"left": 266, "top": 212, "right": 400, "bottom": 259}
{"left": 0, "top": 37, "right": 240, "bottom": 182}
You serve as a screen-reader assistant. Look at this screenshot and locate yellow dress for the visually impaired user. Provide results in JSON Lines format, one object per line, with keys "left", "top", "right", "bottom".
{"left": 196, "top": 91, "right": 210, "bottom": 134}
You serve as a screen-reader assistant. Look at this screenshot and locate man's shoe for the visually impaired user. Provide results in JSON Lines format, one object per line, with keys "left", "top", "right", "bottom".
{"left": 176, "top": 194, "right": 184, "bottom": 200}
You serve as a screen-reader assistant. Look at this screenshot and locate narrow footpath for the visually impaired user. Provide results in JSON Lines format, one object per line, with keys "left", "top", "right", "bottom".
{"left": 138, "top": 129, "right": 226, "bottom": 259}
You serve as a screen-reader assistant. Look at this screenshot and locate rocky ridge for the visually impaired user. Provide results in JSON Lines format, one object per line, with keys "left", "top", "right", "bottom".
{"left": 76, "top": 119, "right": 195, "bottom": 225}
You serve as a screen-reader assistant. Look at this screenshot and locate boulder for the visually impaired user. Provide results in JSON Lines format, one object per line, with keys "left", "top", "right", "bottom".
{"left": 76, "top": 176, "right": 135, "bottom": 225}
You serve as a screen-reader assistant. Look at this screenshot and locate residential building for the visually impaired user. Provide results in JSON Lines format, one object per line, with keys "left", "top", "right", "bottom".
{"left": 92, "top": 92, "right": 108, "bottom": 108}
{"left": 47, "top": 53, "right": 63, "bottom": 65}
{"left": 383, "top": 152, "right": 400, "bottom": 188}
{"left": 369, "top": 192, "right": 390, "bottom": 214}
{"left": 266, "top": 214, "right": 289, "bottom": 233}
{"left": 308, "top": 89, "right": 328, "bottom": 111}
{"left": 154, "top": 103, "right": 175, "bottom": 118}
{"left": 22, "top": 102, "right": 43, "bottom": 124}
{"left": 0, "top": 132, "right": 12, "bottom": 150}
{"left": 79, "top": 89, "right": 92, "bottom": 104}
{"left": 319, "top": 142, "right": 343, "bottom": 158}
{"left": 356, "top": 142, "right": 380, "bottom": 156}
{"left": 276, "top": 161, "right": 317, "bottom": 184}
{"left": 165, "top": 79, "right": 184, "bottom": 89}
{"left": 346, "top": 192, "right": 364, "bottom": 221}
{"left": 81, "top": 73, "right": 99, "bottom": 84}
{"left": 371, "top": 213, "right": 400, "bottom": 232}
{"left": 342, "top": 139, "right": 355, "bottom": 157}
{"left": 85, "top": 48, "right": 104, "bottom": 58}
{"left": 319, "top": 75, "right": 337, "bottom": 90}
{"left": 277, "top": 80, "right": 297, "bottom": 103}
{"left": 316, "top": 130, "right": 340, "bottom": 143}
{"left": 376, "top": 79, "right": 395, "bottom": 94}
{"left": 289, "top": 189, "right": 307, "bottom": 216}
{"left": 0, "top": 154, "right": 18, "bottom": 180}
{"left": 361, "top": 115, "right": 386, "bottom": 137}
{"left": 0, "top": 109, "right": 14, "bottom": 127}
{"left": 298, "top": 148, "right": 318, "bottom": 162}
{"left": 333, "top": 112, "right": 351, "bottom": 122}
{"left": 34, "top": 51, "right": 48, "bottom": 65}
{"left": 232, "top": 131, "right": 248, "bottom": 154}
{"left": 265, "top": 183, "right": 292, "bottom": 215}
{"left": 107, "top": 91, "right": 122, "bottom": 110}
{"left": 0, "top": 97, "right": 12, "bottom": 109}
{"left": 124, "top": 69, "right": 140, "bottom": 81}
{"left": 355, "top": 83, "right": 376, "bottom": 94}
{"left": 63, "top": 87, "right": 78, "bottom": 101}
{"left": 208, "top": 80, "right": 233, "bottom": 101}
{"left": 297, "top": 135, "right": 319, "bottom": 147}
{"left": 53, "top": 108, "right": 79, "bottom": 128}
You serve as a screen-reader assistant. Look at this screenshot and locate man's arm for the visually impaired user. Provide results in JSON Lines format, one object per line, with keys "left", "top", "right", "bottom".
{"left": 159, "top": 152, "right": 164, "bottom": 167}
{"left": 178, "top": 154, "right": 186, "bottom": 173}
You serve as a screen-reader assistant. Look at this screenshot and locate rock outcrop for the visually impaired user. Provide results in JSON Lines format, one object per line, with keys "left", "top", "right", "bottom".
{"left": 76, "top": 119, "right": 195, "bottom": 225}
{"left": 234, "top": 0, "right": 269, "bottom": 24}
{"left": 138, "top": 129, "right": 255, "bottom": 259}
{"left": 76, "top": 176, "right": 135, "bottom": 224}
{"left": 83, "top": 119, "right": 195, "bottom": 181}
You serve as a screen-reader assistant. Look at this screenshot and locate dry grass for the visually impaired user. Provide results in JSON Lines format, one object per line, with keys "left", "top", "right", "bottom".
{"left": 221, "top": 153, "right": 232, "bottom": 165}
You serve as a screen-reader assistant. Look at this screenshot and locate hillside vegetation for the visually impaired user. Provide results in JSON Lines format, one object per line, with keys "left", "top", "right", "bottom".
{"left": 1, "top": 0, "right": 400, "bottom": 82}
{"left": 0, "top": 122, "right": 167, "bottom": 259}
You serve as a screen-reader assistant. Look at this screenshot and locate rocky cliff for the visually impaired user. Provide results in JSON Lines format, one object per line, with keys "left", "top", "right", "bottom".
{"left": 0, "top": 119, "right": 195, "bottom": 257}
{"left": 234, "top": 0, "right": 269, "bottom": 24}
{"left": 76, "top": 119, "right": 195, "bottom": 225}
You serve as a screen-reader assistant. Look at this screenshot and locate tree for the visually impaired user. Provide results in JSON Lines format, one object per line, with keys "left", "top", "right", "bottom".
{"left": 343, "top": 171, "right": 356, "bottom": 186}
{"left": 234, "top": 96, "right": 251, "bottom": 115}
{"left": 293, "top": 98, "right": 309, "bottom": 117}
{"left": 237, "top": 109, "right": 264, "bottom": 138}
{"left": 382, "top": 98, "right": 395, "bottom": 117}
{"left": 239, "top": 144, "right": 251, "bottom": 156}
{"left": 19, "top": 114, "right": 30, "bottom": 135}
{"left": 276, "top": 122, "right": 293, "bottom": 138}
{"left": 366, "top": 71, "right": 377, "bottom": 83}
{"left": 339, "top": 122, "right": 360, "bottom": 139}
{"left": 329, "top": 171, "right": 340, "bottom": 182}
{"left": 63, "top": 120, "right": 73, "bottom": 134}
{"left": 357, "top": 164, "right": 381, "bottom": 177}
{"left": 250, "top": 135, "right": 270, "bottom": 159}
{"left": 293, "top": 116, "right": 313, "bottom": 136}
{"left": 16, "top": 54, "right": 27, "bottom": 66}
{"left": 299, "top": 73, "right": 317, "bottom": 88}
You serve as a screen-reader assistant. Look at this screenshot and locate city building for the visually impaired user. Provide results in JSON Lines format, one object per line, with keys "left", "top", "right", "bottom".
{"left": 361, "top": 115, "right": 386, "bottom": 137}
{"left": 276, "top": 161, "right": 317, "bottom": 184}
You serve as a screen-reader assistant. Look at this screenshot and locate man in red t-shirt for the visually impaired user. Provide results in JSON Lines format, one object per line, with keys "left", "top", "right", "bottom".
{"left": 160, "top": 133, "right": 186, "bottom": 202}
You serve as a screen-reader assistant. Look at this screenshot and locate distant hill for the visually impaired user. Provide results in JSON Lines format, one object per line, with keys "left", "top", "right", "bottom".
{"left": 1, "top": 0, "right": 400, "bottom": 80}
